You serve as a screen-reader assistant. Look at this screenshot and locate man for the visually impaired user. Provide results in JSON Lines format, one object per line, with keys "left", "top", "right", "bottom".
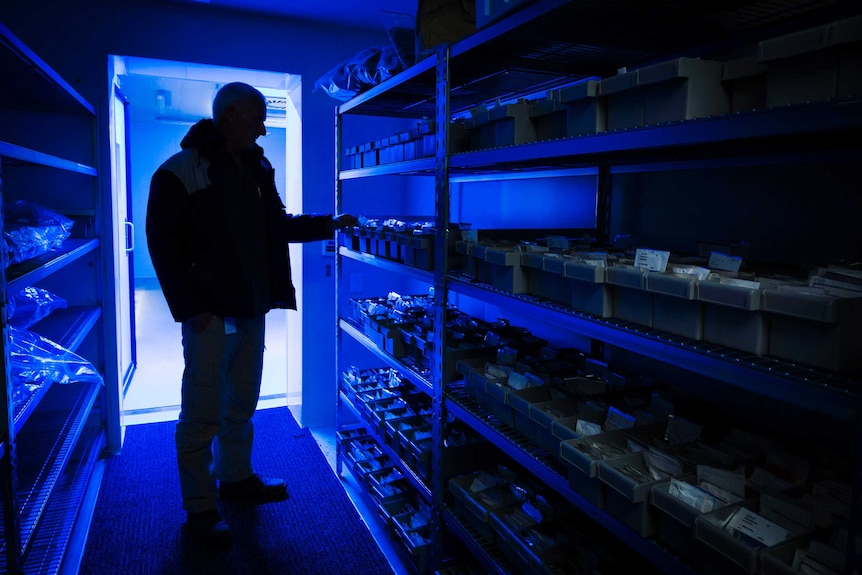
{"left": 146, "top": 82, "right": 355, "bottom": 546}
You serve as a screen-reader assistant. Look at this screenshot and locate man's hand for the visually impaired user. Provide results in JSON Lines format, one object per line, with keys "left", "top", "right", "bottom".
{"left": 330, "top": 214, "right": 359, "bottom": 230}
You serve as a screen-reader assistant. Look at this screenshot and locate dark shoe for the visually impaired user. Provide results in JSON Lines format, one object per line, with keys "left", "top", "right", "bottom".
{"left": 185, "top": 509, "right": 231, "bottom": 548}
{"left": 219, "top": 473, "right": 289, "bottom": 504}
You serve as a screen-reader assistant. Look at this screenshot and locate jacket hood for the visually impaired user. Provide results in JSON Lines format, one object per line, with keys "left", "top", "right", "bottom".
{"left": 180, "top": 119, "right": 221, "bottom": 155}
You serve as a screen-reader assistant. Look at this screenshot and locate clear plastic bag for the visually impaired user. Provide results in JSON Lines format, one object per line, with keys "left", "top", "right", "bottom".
{"left": 4, "top": 200, "right": 74, "bottom": 266}
{"left": 9, "top": 326, "right": 103, "bottom": 410}
{"left": 8, "top": 286, "right": 68, "bottom": 329}
{"left": 314, "top": 45, "right": 404, "bottom": 102}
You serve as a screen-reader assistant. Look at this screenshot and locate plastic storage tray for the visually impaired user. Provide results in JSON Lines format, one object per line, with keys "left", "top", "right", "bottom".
{"left": 759, "top": 15, "right": 862, "bottom": 107}
{"left": 529, "top": 94, "right": 568, "bottom": 142}
{"left": 607, "top": 266, "right": 653, "bottom": 327}
{"left": 722, "top": 55, "right": 768, "bottom": 113}
{"left": 599, "top": 57, "right": 729, "bottom": 131}
{"left": 651, "top": 480, "right": 751, "bottom": 566}
{"left": 468, "top": 100, "right": 536, "bottom": 150}
{"left": 559, "top": 79, "right": 606, "bottom": 137}
{"left": 646, "top": 272, "right": 704, "bottom": 340}
{"left": 598, "top": 452, "right": 692, "bottom": 537}
{"left": 697, "top": 280, "right": 768, "bottom": 355}
{"left": 563, "top": 261, "right": 613, "bottom": 317}
{"left": 694, "top": 500, "right": 813, "bottom": 574}
{"left": 522, "top": 252, "right": 571, "bottom": 305}
{"left": 559, "top": 429, "right": 640, "bottom": 509}
{"left": 480, "top": 247, "right": 529, "bottom": 294}
{"left": 762, "top": 287, "right": 862, "bottom": 372}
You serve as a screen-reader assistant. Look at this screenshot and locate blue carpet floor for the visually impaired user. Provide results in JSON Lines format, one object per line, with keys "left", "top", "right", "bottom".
{"left": 80, "top": 406, "right": 395, "bottom": 575}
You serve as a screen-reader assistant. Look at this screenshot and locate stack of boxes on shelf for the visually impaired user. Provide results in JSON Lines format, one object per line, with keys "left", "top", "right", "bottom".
{"left": 339, "top": 366, "right": 489, "bottom": 574}
{"left": 341, "top": 218, "right": 445, "bottom": 271}
{"left": 351, "top": 292, "right": 515, "bottom": 380}
{"left": 452, "top": 232, "right": 862, "bottom": 375}
{"left": 341, "top": 13, "right": 861, "bottom": 168}
{"left": 451, "top": 334, "right": 852, "bottom": 575}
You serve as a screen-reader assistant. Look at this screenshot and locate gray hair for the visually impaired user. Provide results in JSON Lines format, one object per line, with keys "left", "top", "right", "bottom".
{"left": 212, "top": 82, "right": 265, "bottom": 121}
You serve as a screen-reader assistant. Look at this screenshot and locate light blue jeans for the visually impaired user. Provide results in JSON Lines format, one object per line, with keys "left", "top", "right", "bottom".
{"left": 177, "top": 314, "right": 265, "bottom": 513}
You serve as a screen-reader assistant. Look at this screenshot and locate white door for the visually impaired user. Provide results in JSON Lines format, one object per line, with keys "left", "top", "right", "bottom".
{"left": 111, "top": 84, "right": 137, "bottom": 402}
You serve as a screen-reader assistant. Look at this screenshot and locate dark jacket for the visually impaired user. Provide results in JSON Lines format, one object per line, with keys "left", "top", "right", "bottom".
{"left": 146, "top": 119, "right": 332, "bottom": 322}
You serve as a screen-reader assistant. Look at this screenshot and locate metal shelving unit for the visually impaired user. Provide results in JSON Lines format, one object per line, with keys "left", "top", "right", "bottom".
{"left": 335, "top": 1, "right": 862, "bottom": 573}
{"left": 1, "top": 21, "right": 109, "bottom": 575}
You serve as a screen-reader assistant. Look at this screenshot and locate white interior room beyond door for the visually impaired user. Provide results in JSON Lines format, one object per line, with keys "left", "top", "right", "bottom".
{"left": 109, "top": 55, "right": 303, "bottom": 424}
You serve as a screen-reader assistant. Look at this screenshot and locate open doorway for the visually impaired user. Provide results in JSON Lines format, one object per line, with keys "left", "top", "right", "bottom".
{"left": 108, "top": 56, "right": 303, "bottom": 425}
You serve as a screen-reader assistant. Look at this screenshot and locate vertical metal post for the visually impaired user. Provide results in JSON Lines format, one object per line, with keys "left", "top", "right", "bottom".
{"left": 334, "top": 108, "right": 344, "bottom": 478}
{"left": 0, "top": 164, "right": 22, "bottom": 573}
{"left": 595, "top": 164, "right": 611, "bottom": 247}
{"left": 430, "top": 44, "right": 450, "bottom": 572}
{"left": 850, "top": 421, "right": 862, "bottom": 574}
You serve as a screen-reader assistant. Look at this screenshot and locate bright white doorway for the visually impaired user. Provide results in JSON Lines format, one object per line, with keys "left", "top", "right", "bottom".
{"left": 108, "top": 56, "right": 304, "bottom": 425}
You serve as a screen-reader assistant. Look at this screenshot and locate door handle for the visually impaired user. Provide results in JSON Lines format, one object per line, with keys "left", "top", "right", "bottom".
{"left": 125, "top": 220, "right": 135, "bottom": 252}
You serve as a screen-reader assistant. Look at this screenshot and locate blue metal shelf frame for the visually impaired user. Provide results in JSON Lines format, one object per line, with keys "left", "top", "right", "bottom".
{"left": 333, "top": 2, "right": 862, "bottom": 574}
{"left": 338, "top": 247, "right": 434, "bottom": 284}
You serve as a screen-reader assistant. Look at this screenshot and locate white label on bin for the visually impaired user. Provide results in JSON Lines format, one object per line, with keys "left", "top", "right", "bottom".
{"left": 720, "top": 277, "right": 761, "bottom": 289}
{"left": 725, "top": 507, "right": 789, "bottom": 548}
{"left": 634, "top": 248, "right": 670, "bottom": 272}
{"left": 709, "top": 251, "right": 743, "bottom": 273}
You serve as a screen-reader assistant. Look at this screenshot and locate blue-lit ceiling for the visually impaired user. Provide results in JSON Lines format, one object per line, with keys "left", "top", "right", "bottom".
{"left": 168, "top": 0, "right": 416, "bottom": 31}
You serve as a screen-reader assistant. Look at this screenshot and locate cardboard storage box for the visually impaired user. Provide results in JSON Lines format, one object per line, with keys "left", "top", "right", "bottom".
{"left": 482, "top": 247, "right": 529, "bottom": 294}
{"left": 759, "top": 15, "right": 862, "bottom": 106}
{"left": 607, "top": 265, "right": 653, "bottom": 327}
{"left": 522, "top": 252, "right": 571, "bottom": 305}
{"left": 698, "top": 280, "right": 768, "bottom": 355}
{"left": 646, "top": 272, "right": 704, "bottom": 340}
{"left": 469, "top": 100, "right": 536, "bottom": 149}
{"left": 638, "top": 57, "right": 729, "bottom": 124}
{"left": 762, "top": 287, "right": 862, "bottom": 372}
{"left": 599, "top": 70, "right": 641, "bottom": 131}
{"left": 475, "top": 0, "right": 534, "bottom": 29}
{"left": 722, "top": 55, "right": 768, "bottom": 113}
{"left": 397, "top": 233, "right": 434, "bottom": 270}
{"left": 559, "top": 79, "right": 606, "bottom": 137}
{"left": 529, "top": 93, "right": 568, "bottom": 142}
{"left": 600, "top": 57, "right": 729, "bottom": 131}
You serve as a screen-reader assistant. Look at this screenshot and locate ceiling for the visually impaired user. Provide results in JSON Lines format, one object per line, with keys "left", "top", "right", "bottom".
{"left": 120, "top": 1, "right": 417, "bottom": 126}
{"left": 169, "top": 0, "right": 417, "bottom": 31}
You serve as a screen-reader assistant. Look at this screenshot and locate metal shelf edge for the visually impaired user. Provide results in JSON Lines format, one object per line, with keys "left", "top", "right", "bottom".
{"left": 449, "top": 278, "right": 861, "bottom": 424}
{"left": 0, "top": 141, "right": 98, "bottom": 175}
{"left": 7, "top": 239, "right": 101, "bottom": 293}
{"left": 339, "top": 319, "right": 434, "bottom": 396}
